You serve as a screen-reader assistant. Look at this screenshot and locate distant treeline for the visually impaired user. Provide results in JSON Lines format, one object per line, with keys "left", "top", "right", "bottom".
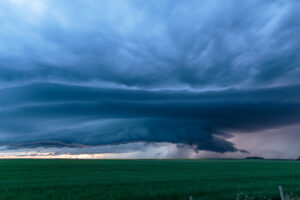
{"left": 245, "top": 156, "right": 264, "bottom": 160}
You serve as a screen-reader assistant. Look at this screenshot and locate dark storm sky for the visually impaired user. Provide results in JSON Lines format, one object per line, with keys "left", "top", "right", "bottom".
{"left": 0, "top": 0, "right": 300, "bottom": 157}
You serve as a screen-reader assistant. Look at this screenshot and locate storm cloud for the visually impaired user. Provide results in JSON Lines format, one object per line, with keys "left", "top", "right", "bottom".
{"left": 0, "top": 0, "right": 300, "bottom": 157}
{"left": 0, "top": 83, "right": 300, "bottom": 153}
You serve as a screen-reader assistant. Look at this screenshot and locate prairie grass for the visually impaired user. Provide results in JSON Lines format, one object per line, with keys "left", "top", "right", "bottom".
{"left": 0, "top": 159, "right": 299, "bottom": 200}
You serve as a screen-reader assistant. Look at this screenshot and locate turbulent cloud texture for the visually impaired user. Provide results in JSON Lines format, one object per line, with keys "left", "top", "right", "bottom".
{"left": 0, "top": 0, "right": 299, "bottom": 157}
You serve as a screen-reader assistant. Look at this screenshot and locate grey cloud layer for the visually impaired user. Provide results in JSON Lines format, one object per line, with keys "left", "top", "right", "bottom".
{"left": 1, "top": 0, "right": 300, "bottom": 89}
{"left": 0, "top": 0, "right": 300, "bottom": 155}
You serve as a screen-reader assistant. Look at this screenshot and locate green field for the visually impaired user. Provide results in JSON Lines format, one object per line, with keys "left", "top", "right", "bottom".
{"left": 0, "top": 159, "right": 299, "bottom": 200}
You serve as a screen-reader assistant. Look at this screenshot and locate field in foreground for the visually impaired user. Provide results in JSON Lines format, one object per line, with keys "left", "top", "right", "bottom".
{"left": 0, "top": 159, "right": 299, "bottom": 200}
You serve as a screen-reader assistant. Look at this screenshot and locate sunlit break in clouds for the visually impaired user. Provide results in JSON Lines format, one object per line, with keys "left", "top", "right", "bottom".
{"left": 0, "top": 0, "right": 300, "bottom": 159}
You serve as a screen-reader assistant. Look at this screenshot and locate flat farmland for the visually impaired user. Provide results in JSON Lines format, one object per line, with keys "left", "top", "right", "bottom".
{"left": 0, "top": 159, "right": 299, "bottom": 200}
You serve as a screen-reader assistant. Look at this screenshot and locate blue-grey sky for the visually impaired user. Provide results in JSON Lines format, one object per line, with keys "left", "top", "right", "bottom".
{"left": 0, "top": 0, "right": 300, "bottom": 158}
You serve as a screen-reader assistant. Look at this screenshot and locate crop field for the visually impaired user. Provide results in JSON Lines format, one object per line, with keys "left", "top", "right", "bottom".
{"left": 0, "top": 159, "right": 299, "bottom": 200}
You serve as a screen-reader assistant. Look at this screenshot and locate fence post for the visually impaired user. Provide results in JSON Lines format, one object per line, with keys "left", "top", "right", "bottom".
{"left": 279, "top": 186, "right": 285, "bottom": 200}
